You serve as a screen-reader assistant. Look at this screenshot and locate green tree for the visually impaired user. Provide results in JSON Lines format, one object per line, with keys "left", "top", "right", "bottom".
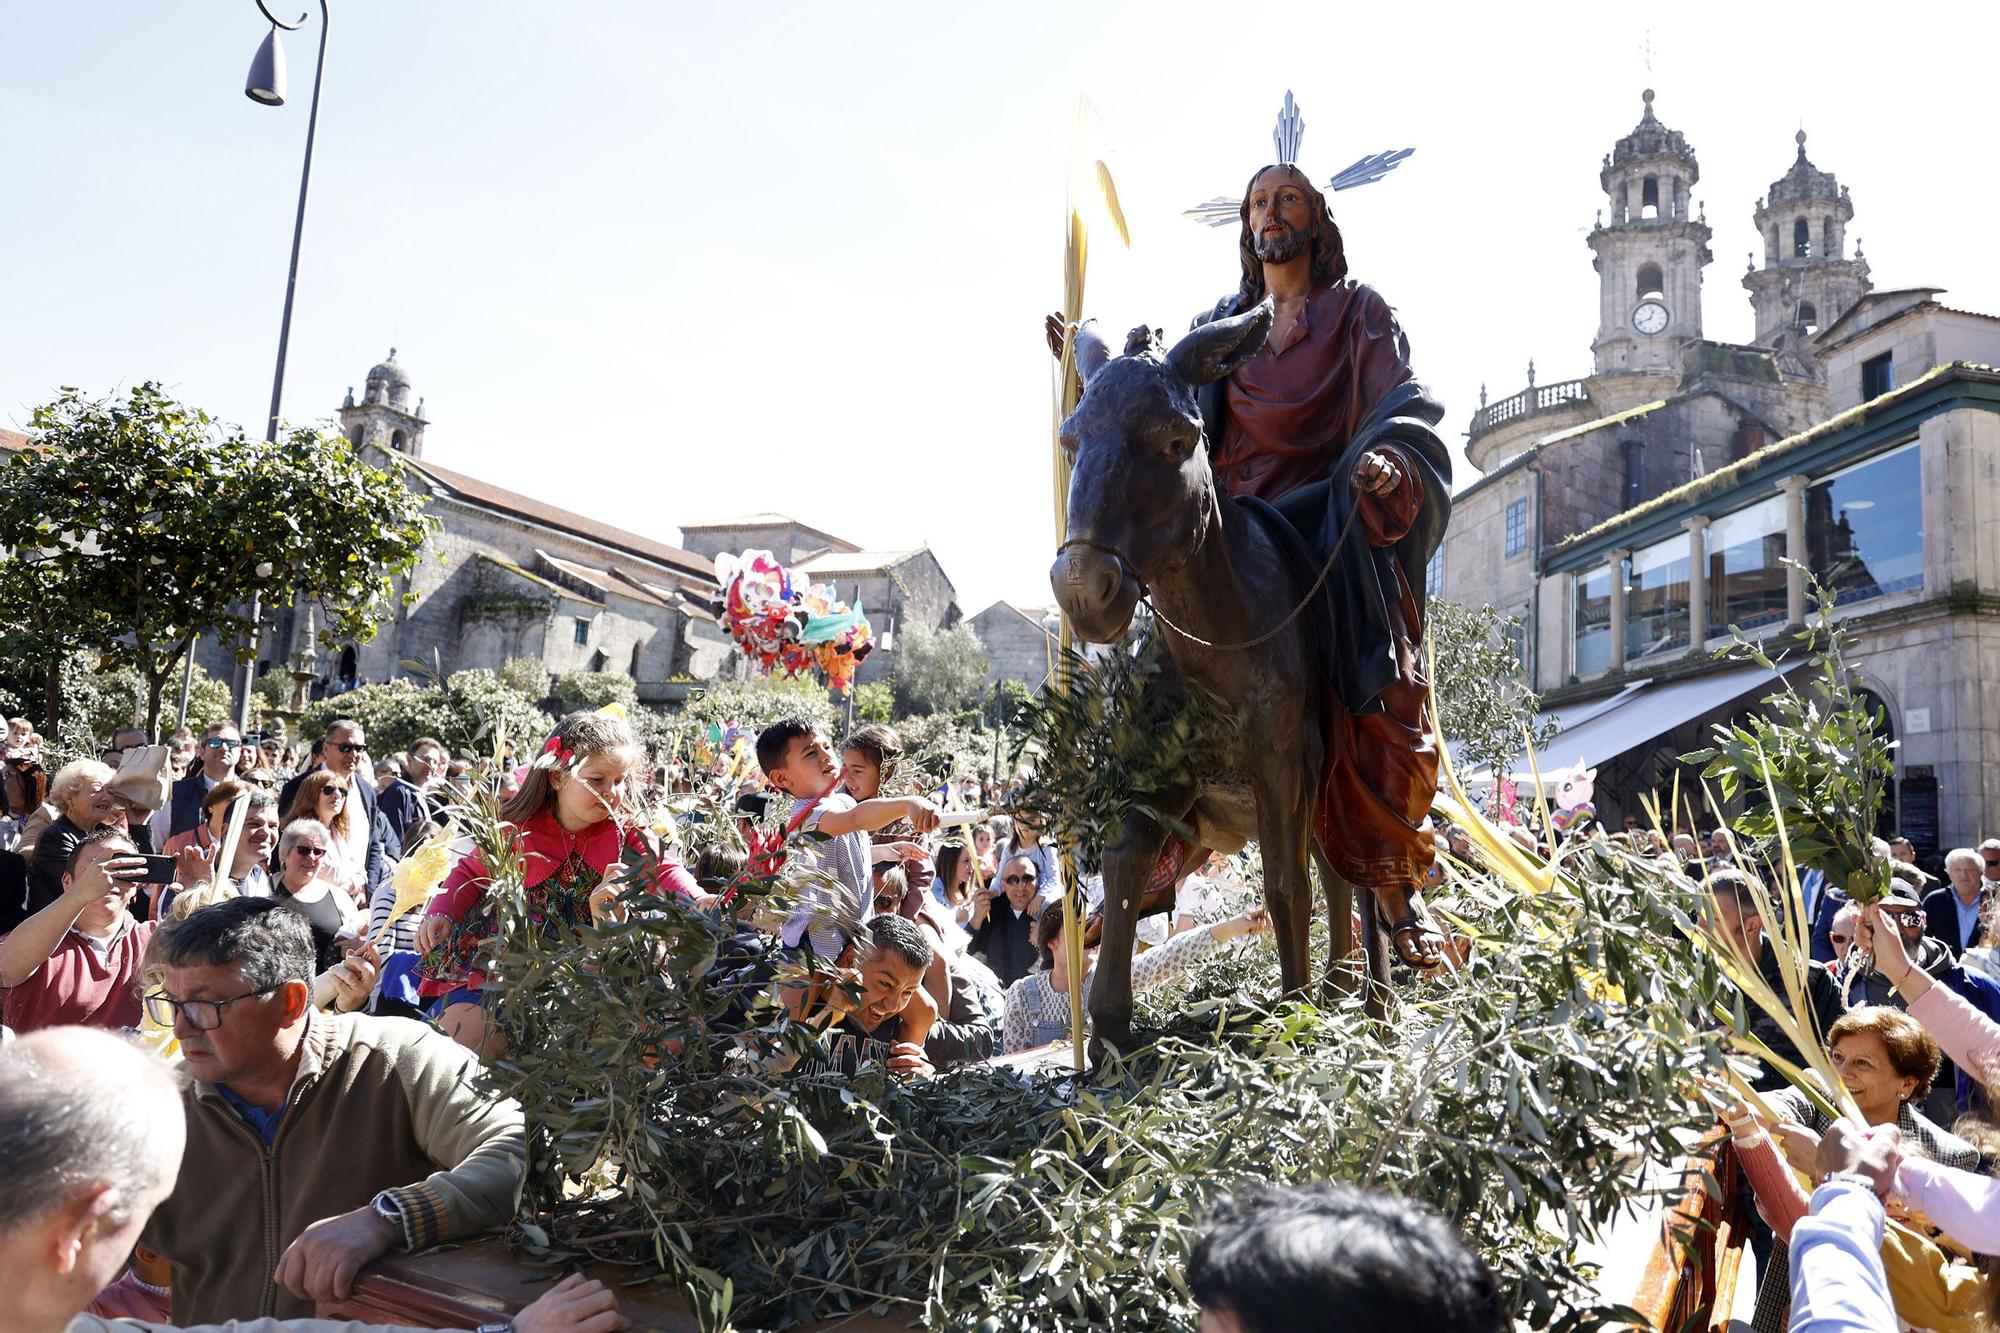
{"left": 0, "top": 384, "right": 434, "bottom": 740}
{"left": 499, "top": 656, "right": 552, "bottom": 702}
{"left": 300, "top": 670, "right": 552, "bottom": 760}
{"left": 1425, "top": 598, "right": 1557, "bottom": 783}
{"left": 851, "top": 681, "right": 893, "bottom": 725}
{"left": 889, "top": 623, "right": 989, "bottom": 718}
{"left": 553, "top": 669, "right": 638, "bottom": 714}
{"left": 679, "top": 674, "right": 838, "bottom": 739}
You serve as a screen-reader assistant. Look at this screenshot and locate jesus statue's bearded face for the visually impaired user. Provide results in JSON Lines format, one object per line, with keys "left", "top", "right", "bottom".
{"left": 1247, "top": 167, "right": 1313, "bottom": 266}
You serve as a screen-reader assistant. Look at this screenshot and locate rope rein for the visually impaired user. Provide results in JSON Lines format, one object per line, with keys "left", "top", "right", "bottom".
{"left": 1057, "top": 492, "right": 1366, "bottom": 653}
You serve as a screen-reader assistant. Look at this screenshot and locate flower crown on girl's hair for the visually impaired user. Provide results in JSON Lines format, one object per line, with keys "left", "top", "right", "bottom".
{"left": 534, "top": 733, "right": 575, "bottom": 772}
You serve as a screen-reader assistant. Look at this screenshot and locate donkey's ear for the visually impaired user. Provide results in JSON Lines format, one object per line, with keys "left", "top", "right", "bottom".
{"left": 1166, "top": 300, "right": 1273, "bottom": 387}
{"left": 1073, "top": 319, "right": 1114, "bottom": 385}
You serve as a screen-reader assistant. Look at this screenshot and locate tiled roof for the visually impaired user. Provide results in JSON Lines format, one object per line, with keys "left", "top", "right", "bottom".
{"left": 399, "top": 455, "right": 712, "bottom": 581}
{"left": 796, "top": 548, "right": 921, "bottom": 576}
{"left": 0, "top": 428, "right": 28, "bottom": 454}
{"left": 677, "top": 512, "right": 859, "bottom": 552}
{"left": 475, "top": 553, "right": 600, "bottom": 605}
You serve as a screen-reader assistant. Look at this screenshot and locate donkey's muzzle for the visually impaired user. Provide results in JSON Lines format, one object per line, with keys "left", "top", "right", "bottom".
{"left": 1051, "top": 545, "right": 1140, "bottom": 644}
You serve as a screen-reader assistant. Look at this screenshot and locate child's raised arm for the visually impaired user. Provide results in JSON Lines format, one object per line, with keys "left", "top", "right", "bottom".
{"left": 815, "top": 795, "right": 941, "bottom": 837}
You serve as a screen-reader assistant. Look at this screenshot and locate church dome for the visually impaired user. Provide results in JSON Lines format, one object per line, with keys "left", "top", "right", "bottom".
{"left": 1603, "top": 89, "right": 1700, "bottom": 188}
{"left": 363, "top": 348, "right": 412, "bottom": 410}
{"left": 1766, "top": 130, "right": 1845, "bottom": 207}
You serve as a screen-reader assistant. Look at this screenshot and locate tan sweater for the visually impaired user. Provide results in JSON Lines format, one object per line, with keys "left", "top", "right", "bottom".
{"left": 140, "top": 1012, "right": 525, "bottom": 1324}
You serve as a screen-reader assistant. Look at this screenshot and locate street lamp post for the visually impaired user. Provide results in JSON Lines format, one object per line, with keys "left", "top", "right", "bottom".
{"left": 235, "top": 0, "right": 330, "bottom": 732}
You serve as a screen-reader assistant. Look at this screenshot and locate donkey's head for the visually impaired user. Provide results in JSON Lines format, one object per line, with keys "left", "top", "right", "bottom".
{"left": 1051, "top": 301, "right": 1272, "bottom": 643}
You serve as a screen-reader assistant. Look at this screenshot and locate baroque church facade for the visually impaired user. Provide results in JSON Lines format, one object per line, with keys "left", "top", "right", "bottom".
{"left": 1438, "top": 90, "right": 2000, "bottom": 852}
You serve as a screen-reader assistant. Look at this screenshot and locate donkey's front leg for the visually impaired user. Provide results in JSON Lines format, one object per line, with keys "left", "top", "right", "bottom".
{"left": 1088, "top": 806, "right": 1174, "bottom": 1058}
{"left": 1251, "top": 756, "right": 1315, "bottom": 998}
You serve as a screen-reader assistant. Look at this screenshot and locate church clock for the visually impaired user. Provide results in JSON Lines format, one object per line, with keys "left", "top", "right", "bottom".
{"left": 1632, "top": 300, "right": 1670, "bottom": 336}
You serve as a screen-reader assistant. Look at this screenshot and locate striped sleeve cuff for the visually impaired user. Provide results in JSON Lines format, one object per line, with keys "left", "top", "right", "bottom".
{"left": 378, "top": 1182, "right": 450, "bottom": 1251}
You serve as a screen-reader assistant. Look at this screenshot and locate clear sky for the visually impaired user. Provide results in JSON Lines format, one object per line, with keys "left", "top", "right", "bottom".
{"left": 5, "top": 2, "right": 1996, "bottom": 617}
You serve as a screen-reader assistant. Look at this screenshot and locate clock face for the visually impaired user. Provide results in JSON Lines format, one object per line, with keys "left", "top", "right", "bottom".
{"left": 1632, "top": 300, "right": 1670, "bottom": 336}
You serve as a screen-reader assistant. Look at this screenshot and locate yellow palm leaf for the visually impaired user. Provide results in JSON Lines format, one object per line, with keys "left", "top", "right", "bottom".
{"left": 372, "top": 820, "right": 460, "bottom": 949}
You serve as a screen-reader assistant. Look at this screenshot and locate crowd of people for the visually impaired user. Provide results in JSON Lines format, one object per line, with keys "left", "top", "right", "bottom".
{"left": 0, "top": 705, "right": 1280, "bottom": 1329}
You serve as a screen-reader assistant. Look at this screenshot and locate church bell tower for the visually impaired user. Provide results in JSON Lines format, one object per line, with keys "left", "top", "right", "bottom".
{"left": 336, "top": 348, "right": 428, "bottom": 461}
{"left": 1743, "top": 130, "right": 1870, "bottom": 367}
{"left": 1586, "top": 90, "right": 1712, "bottom": 381}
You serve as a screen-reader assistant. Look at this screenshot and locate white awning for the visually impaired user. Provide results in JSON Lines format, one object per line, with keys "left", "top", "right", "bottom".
{"left": 1463, "top": 660, "right": 1805, "bottom": 789}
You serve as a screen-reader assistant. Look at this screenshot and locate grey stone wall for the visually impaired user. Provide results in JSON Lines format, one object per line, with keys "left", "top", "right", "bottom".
{"left": 969, "top": 603, "right": 1057, "bottom": 690}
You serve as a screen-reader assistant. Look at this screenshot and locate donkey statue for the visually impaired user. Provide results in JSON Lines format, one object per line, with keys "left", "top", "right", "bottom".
{"left": 1051, "top": 301, "right": 1395, "bottom": 1052}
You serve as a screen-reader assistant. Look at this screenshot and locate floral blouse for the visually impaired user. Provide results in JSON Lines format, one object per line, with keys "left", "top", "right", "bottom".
{"left": 415, "top": 807, "right": 696, "bottom": 998}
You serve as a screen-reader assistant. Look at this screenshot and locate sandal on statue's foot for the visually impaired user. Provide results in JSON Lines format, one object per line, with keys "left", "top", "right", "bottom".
{"left": 1376, "top": 885, "right": 1445, "bottom": 972}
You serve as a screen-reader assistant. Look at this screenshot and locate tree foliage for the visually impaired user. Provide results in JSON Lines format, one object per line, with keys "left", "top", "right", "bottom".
{"left": 1426, "top": 598, "right": 1557, "bottom": 781}
{"left": 677, "top": 673, "right": 839, "bottom": 740}
{"left": 0, "top": 385, "right": 434, "bottom": 737}
{"left": 553, "top": 669, "right": 638, "bottom": 714}
{"left": 1687, "top": 574, "right": 1897, "bottom": 901}
{"left": 890, "top": 622, "right": 990, "bottom": 718}
{"left": 499, "top": 656, "right": 553, "bottom": 702}
{"left": 299, "top": 669, "right": 553, "bottom": 759}
{"left": 851, "top": 681, "right": 894, "bottom": 726}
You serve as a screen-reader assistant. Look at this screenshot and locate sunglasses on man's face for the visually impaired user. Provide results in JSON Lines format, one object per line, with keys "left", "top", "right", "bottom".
{"left": 202, "top": 737, "right": 242, "bottom": 750}
{"left": 1830, "top": 933, "right": 1854, "bottom": 945}
{"left": 1985, "top": 859, "right": 2000, "bottom": 870}
{"left": 1003, "top": 873, "right": 1037, "bottom": 887}
{"left": 330, "top": 741, "right": 366, "bottom": 754}
{"left": 291, "top": 844, "right": 328, "bottom": 859}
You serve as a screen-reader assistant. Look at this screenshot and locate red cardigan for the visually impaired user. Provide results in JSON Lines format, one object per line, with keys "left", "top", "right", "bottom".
{"left": 415, "top": 807, "right": 697, "bottom": 998}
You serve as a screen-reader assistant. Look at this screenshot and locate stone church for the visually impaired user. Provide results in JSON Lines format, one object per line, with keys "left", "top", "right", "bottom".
{"left": 1438, "top": 90, "right": 2000, "bottom": 852}
{"left": 199, "top": 351, "right": 735, "bottom": 707}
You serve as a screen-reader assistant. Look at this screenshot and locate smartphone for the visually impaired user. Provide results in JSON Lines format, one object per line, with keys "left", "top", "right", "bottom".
{"left": 137, "top": 855, "right": 179, "bottom": 885}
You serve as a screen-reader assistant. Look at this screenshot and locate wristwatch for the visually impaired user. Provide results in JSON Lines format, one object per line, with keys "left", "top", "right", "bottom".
{"left": 473, "top": 1324, "right": 514, "bottom": 1333}
{"left": 1822, "top": 1170, "right": 1883, "bottom": 1195}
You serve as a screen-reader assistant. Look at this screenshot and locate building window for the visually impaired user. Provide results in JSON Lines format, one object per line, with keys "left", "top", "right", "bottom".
{"left": 1626, "top": 533, "right": 1691, "bottom": 663}
{"left": 1503, "top": 614, "right": 1527, "bottom": 673}
{"left": 391, "top": 429, "right": 407, "bottom": 452}
{"left": 590, "top": 649, "right": 607, "bottom": 672}
{"left": 1573, "top": 564, "right": 1614, "bottom": 676}
{"left": 1797, "top": 301, "right": 1818, "bottom": 334}
{"left": 1505, "top": 499, "right": 1528, "bottom": 557}
{"left": 1806, "top": 440, "right": 1923, "bottom": 608}
{"left": 1861, "top": 352, "right": 1895, "bottom": 400}
{"left": 1707, "top": 494, "right": 1788, "bottom": 636}
{"left": 629, "top": 642, "right": 642, "bottom": 678}
{"left": 1636, "top": 263, "right": 1664, "bottom": 302}
{"left": 1425, "top": 548, "right": 1444, "bottom": 599}
{"left": 1793, "top": 217, "right": 1811, "bottom": 258}
{"left": 1641, "top": 177, "right": 1660, "bottom": 220}
{"left": 573, "top": 617, "right": 590, "bottom": 645}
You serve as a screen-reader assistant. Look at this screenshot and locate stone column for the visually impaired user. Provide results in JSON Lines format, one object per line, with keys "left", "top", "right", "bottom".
{"left": 1780, "top": 474, "right": 1811, "bottom": 625}
{"left": 1608, "top": 550, "right": 1630, "bottom": 673}
{"left": 1684, "top": 515, "right": 1709, "bottom": 656}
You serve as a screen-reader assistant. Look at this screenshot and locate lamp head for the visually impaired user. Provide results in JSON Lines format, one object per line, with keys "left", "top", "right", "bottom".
{"left": 245, "top": 26, "right": 286, "bottom": 105}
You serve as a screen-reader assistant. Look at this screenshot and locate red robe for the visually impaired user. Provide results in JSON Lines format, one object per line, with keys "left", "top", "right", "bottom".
{"left": 1214, "top": 280, "right": 1440, "bottom": 892}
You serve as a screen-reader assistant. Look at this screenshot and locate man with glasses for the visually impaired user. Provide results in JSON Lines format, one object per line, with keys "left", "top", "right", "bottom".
{"left": 280, "top": 719, "right": 387, "bottom": 895}
{"left": 3, "top": 1026, "right": 629, "bottom": 1333}
{"left": 1847, "top": 880, "right": 1953, "bottom": 1009}
{"left": 968, "top": 853, "right": 1044, "bottom": 987}
{"left": 153, "top": 721, "right": 244, "bottom": 845}
{"left": 1979, "top": 838, "right": 2000, "bottom": 892}
{"left": 139, "top": 897, "right": 527, "bottom": 1323}
{"left": 0, "top": 828, "right": 155, "bottom": 1032}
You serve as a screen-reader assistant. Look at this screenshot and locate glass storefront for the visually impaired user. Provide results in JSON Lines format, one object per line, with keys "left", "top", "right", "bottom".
{"left": 1708, "top": 495, "right": 1788, "bottom": 635}
{"left": 1574, "top": 563, "right": 1613, "bottom": 676}
{"left": 1806, "top": 441, "right": 1923, "bottom": 607}
{"left": 1626, "top": 533, "right": 1691, "bottom": 663}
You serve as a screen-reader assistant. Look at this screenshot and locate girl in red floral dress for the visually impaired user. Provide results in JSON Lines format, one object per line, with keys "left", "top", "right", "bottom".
{"left": 415, "top": 711, "right": 698, "bottom": 1051}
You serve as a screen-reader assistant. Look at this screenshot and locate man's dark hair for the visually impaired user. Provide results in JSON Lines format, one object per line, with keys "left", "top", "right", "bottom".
{"left": 65, "top": 825, "right": 137, "bottom": 879}
{"left": 153, "top": 896, "right": 315, "bottom": 991}
{"left": 410, "top": 736, "right": 446, "bottom": 755}
{"left": 860, "top": 912, "right": 932, "bottom": 974}
{"left": 1708, "top": 867, "right": 1768, "bottom": 923}
{"left": 1234, "top": 163, "right": 1348, "bottom": 310}
{"left": 1188, "top": 1184, "right": 1505, "bottom": 1333}
{"left": 755, "top": 716, "right": 816, "bottom": 776}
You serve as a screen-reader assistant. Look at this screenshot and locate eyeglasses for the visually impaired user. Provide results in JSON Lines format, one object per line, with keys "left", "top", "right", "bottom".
{"left": 142, "top": 985, "right": 280, "bottom": 1031}
{"left": 289, "top": 844, "right": 328, "bottom": 858}
{"left": 331, "top": 742, "right": 366, "bottom": 755}
{"left": 1830, "top": 933, "right": 1853, "bottom": 945}
{"left": 321, "top": 787, "right": 347, "bottom": 799}
{"left": 1880, "top": 908, "right": 1925, "bottom": 926}
{"left": 1003, "top": 874, "right": 1037, "bottom": 887}
{"left": 1985, "top": 859, "right": 2000, "bottom": 870}
{"left": 203, "top": 737, "right": 242, "bottom": 750}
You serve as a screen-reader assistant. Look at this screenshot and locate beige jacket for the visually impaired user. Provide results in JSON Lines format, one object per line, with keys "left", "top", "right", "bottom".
{"left": 141, "top": 1012, "right": 525, "bottom": 1325}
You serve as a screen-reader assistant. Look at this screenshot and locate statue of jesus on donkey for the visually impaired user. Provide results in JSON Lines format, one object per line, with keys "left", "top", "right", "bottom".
{"left": 1044, "top": 156, "right": 1453, "bottom": 1050}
